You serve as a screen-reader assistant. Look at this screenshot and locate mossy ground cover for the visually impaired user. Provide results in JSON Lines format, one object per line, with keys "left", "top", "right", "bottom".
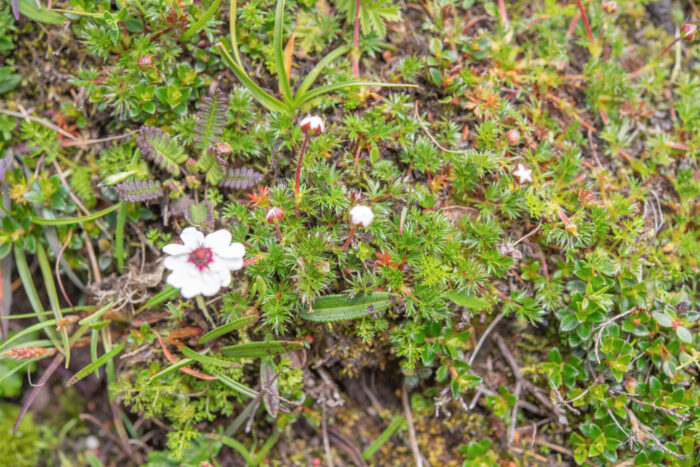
{"left": 1, "top": 0, "right": 699, "bottom": 465}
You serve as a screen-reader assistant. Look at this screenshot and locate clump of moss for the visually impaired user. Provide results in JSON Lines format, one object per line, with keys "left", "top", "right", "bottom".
{"left": 0, "top": 404, "right": 41, "bottom": 467}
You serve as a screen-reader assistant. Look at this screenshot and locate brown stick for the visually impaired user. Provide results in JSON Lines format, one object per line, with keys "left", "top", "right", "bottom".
{"left": 402, "top": 379, "right": 423, "bottom": 467}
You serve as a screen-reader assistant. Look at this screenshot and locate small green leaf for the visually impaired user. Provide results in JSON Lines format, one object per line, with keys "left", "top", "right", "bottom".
{"left": 199, "top": 316, "right": 258, "bottom": 344}
{"left": 67, "top": 342, "right": 125, "bottom": 386}
{"left": 300, "top": 292, "right": 394, "bottom": 322}
{"left": 446, "top": 291, "right": 488, "bottom": 310}
{"left": 676, "top": 326, "right": 692, "bottom": 343}
{"left": 652, "top": 311, "right": 673, "bottom": 328}
{"left": 220, "top": 341, "right": 303, "bottom": 359}
{"left": 180, "top": 346, "right": 237, "bottom": 367}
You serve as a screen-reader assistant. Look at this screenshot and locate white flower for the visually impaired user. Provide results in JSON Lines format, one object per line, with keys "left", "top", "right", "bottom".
{"left": 163, "top": 227, "right": 245, "bottom": 299}
{"left": 349, "top": 205, "right": 374, "bottom": 227}
{"left": 299, "top": 115, "right": 325, "bottom": 136}
{"left": 513, "top": 164, "right": 533, "bottom": 184}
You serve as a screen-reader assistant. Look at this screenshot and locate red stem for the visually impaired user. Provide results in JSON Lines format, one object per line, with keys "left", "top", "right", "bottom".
{"left": 336, "top": 225, "right": 357, "bottom": 251}
{"left": 243, "top": 256, "right": 260, "bottom": 267}
{"left": 274, "top": 224, "right": 284, "bottom": 244}
{"left": 294, "top": 134, "right": 310, "bottom": 218}
{"left": 575, "top": 0, "right": 595, "bottom": 45}
{"left": 497, "top": 0, "right": 508, "bottom": 26}
{"left": 352, "top": 0, "right": 361, "bottom": 77}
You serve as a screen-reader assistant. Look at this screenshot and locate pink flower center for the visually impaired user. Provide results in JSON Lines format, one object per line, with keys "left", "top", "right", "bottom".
{"left": 188, "top": 246, "right": 213, "bottom": 271}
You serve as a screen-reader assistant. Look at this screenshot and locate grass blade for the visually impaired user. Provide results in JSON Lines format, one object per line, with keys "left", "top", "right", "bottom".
{"left": 220, "top": 340, "right": 303, "bottom": 359}
{"left": 296, "top": 45, "right": 350, "bottom": 99}
{"left": 216, "top": 372, "right": 258, "bottom": 398}
{"left": 143, "top": 286, "right": 180, "bottom": 309}
{"left": 181, "top": 0, "right": 222, "bottom": 41}
{"left": 273, "top": 0, "right": 292, "bottom": 102}
{"left": 78, "top": 302, "right": 114, "bottom": 326}
{"left": 67, "top": 341, "right": 125, "bottom": 386}
{"left": 362, "top": 416, "right": 405, "bottom": 460}
{"left": 32, "top": 203, "right": 119, "bottom": 225}
{"left": 295, "top": 81, "right": 416, "bottom": 107}
{"left": 228, "top": 0, "right": 246, "bottom": 70}
{"left": 114, "top": 201, "right": 127, "bottom": 273}
{"left": 148, "top": 358, "right": 193, "bottom": 382}
{"left": 206, "top": 434, "right": 254, "bottom": 465}
{"left": 36, "top": 244, "right": 71, "bottom": 366}
{"left": 215, "top": 42, "right": 289, "bottom": 114}
{"left": 198, "top": 316, "right": 258, "bottom": 344}
{"left": 181, "top": 345, "right": 238, "bottom": 367}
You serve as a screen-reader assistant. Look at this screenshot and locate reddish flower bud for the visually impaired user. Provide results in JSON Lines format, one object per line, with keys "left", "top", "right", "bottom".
{"left": 299, "top": 115, "right": 325, "bottom": 137}
{"left": 211, "top": 142, "right": 232, "bottom": 156}
{"left": 137, "top": 55, "right": 154, "bottom": 71}
{"left": 602, "top": 1, "right": 618, "bottom": 14}
{"left": 681, "top": 23, "right": 697, "bottom": 41}
{"left": 506, "top": 128, "right": 521, "bottom": 144}
{"left": 266, "top": 206, "right": 284, "bottom": 223}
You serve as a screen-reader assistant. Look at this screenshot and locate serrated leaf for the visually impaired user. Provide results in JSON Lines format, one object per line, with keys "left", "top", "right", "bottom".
{"left": 194, "top": 89, "right": 228, "bottom": 152}
{"left": 220, "top": 341, "right": 303, "bottom": 359}
{"left": 114, "top": 179, "right": 163, "bottom": 202}
{"left": 137, "top": 126, "right": 188, "bottom": 175}
{"left": 300, "top": 292, "right": 394, "bottom": 322}
{"left": 446, "top": 291, "right": 488, "bottom": 310}
{"left": 218, "top": 167, "right": 263, "bottom": 190}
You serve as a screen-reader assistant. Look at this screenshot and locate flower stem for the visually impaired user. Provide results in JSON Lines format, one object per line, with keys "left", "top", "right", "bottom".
{"left": 575, "top": 0, "right": 595, "bottom": 46}
{"left": 294, "top": 134, "right": 310, "bottom": 219}
{"left": 274, "top": 224, "right": 284, "bottom": 244}
{"left": 497, "top": 0, "right": 508, "bottom": 26}
{"left": 352, "top": 0, "right": 361, "bottom": 77}
{"left": 196, "top": 295, "right": 216, "bottom": 328}
{"left": 336, "top": 225, "right": 357, "bottom": 251}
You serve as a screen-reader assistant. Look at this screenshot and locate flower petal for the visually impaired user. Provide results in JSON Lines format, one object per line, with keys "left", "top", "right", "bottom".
{"left": 180, "top": 280, "right": 203, "bottom": 299}
{"left": 164, "top": 255, "right": 190, "bottom": 271}
{"left": 204, "top": 229, "right": 232, "bottom": 249}
{"left": 211, "top": 255, "right": 244, "bottom": 272}
{"left": 199, "top": 269, "right": 230, "bottom": 296}
{"left": 180, "top": 227, "right": 204, "bottom": 248}
{"left": 215, "top": 242, "right": 245, "bottom": 259}
{"left": 163, "top": 243, "right": 190, "bottom": 256}
{"left": 166, "top": 269, "right": 193, "bottom": 289}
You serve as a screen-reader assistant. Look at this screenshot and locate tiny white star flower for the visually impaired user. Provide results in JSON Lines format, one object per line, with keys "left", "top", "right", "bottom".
{"left": 513, "top": 164, "right": 533, "bottom": 184}
{"left": 299, "top": 115, "right": 325, "bottom": 136}
{"left": 349, "top": 205, "right": 374, "bottom": 227}
{"left": 163, "top": 227, "right": 245, "bottom": 299}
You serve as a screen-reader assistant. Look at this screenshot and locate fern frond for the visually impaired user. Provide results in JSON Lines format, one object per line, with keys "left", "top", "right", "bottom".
{"left": 218, "top": 167, "right": 263, "bottom": 190}
{"left": 115, "top": 180, "right": 164, "bottom": 203}
{"left": 137, "top": 126, "right": 188, "bottom": 175}
{"left": 194, "top": 89, "right": 228, "bottom": 153}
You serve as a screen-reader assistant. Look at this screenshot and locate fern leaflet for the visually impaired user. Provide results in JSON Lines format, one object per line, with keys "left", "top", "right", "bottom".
{"left": 137, "top": 126, "right": 188, "bottom": 175}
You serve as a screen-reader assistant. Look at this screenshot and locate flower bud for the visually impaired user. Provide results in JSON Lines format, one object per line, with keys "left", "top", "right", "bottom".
{"left": 137, "top": 55, "right": 154, "bottom": 71}
{"left": 602, "top": 1, "right": 618, "bottom": 14}
{"left": 266, "top": 206, "right": 284, "bottom": 223}
{"left": 299, "top": 115, "right": 325, "bottom": 137}
{"left": 349, "top": 205, "right": 374, "bottom": 227}
{"left": 681, "top": 23, "right": 697, "bottom": 41}
{"left": 506, "top": 128, "right": 521, "bottom": 144}
{"left": 210, "top": 141, "right": 232, "bottom": 156}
